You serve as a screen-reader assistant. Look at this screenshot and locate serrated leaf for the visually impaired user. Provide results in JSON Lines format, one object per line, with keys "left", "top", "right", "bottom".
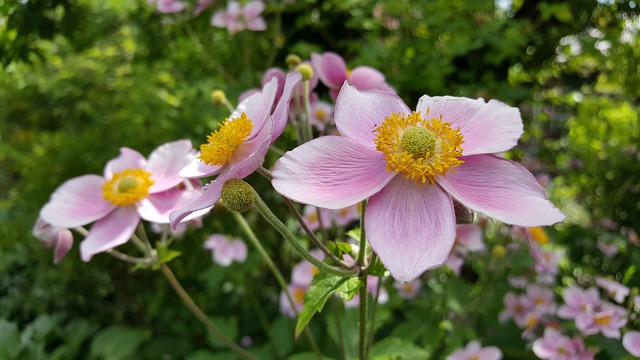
{"left": 369, "top": 337, "right": 428, "bottom": 360}
{"left": 295, "top": 272, "right": 349, "bottom": 337}
{"left": 337, "top": 277, "right": 362, "bottom": 301}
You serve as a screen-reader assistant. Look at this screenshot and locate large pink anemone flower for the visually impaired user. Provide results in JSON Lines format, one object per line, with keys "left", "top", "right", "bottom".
{"left": 39, "top": 140, "right": 199, "bottom": 261}
{"left": 311, "top": 51, "right": 394, "bottom": 100}
{"left": 170, "top": 73, "right": 301, "bottom": 227}
{"left": 272, "top": 83, "right": 565, "bottom": 281}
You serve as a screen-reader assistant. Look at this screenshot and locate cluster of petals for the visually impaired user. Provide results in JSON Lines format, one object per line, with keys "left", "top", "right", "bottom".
{"left": 170, "top": 73, "right": 301, "bottom": 228}
{"left": 446, "top": 341, "right": 502, "bottom": 360}
{"left": 311, "top": 52, "right": 394, "bottom": 100}
{"left": 203, "top": 234, "right": 248, "bottom": 266}
{"left": 148, "top": 0, "right": 186, "bottom": 13}
{"left": 595, "top": 276, "right": 629, "bottom": 304}
{"left": 445, "top": 224, "right": 484, "bottom": 275}
{"left": 532, "top": 328, "right": 594, "bottom": 360}
{"left": 558, "top": 286, "right": 627, "bottom": 338}
{"left": 211, "top": 1, "right": 266, "bottom": 34}
{"left": 500, "top": 284, "right": 556, "bottom": 329}
{"left": 39, "top": 140, "right": 200, "bottom": 261}
{"left": 272, "top": 83, "right": 565, "bottom": 281}
{"left": 33, "top": 217, "right": 74, "bottom": 264}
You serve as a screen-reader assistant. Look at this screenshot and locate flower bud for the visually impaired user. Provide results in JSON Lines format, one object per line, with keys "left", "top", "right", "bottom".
{"left": 220, "top": 179, "right": 254, "bottom": 212}
{"left": 285, "top": 54, "right": 302, "bottom": 67}
{"left": 211, "top": 90, "right": 227, "bottom": 106}
{"left": 492, "top": 245, "right": 506, "bottom": 259}
{"left": 295, "top": 64, "right": 314, "bottom": 82}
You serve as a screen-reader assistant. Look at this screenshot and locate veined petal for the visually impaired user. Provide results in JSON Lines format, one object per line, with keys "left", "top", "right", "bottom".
{"left": 437, "top": 154, "right": 565, "bottom": 226}
{"left": 272, "top": 136, "right": 394, "bottom": 209}
{"left": 271, "top": 72, "right": 302, "bottom": 141}
{"left": 104, "top": 147, "right": 147, "bottom": 178}
{"left": 146, "top": 140, "right": 195, "bottom": 193}
{"left": 416, "top": 96, "right": 523, "bottom": 156}
{"left": 311, "top": 52, "right": 348, "bottom": 89}
{"left": 138, "top": 186, "right": 201, "bottom": 224}
{"left": 366, "top": 176, "right": 456, "bottom": 282}
{"left": 348, "top": 66, "right": 393, "bottom": 92}
{"left": 80, "top": 206, "right": 140, "bottom": 261}
{"left": 40, "top": 175, "right": 115, "bottom": 228}
{"left": 334, "top": 83, "right": 411, "bottom": 147}
{"left": 234, "top": 77, "right": 277, "bottom": 139}
{"left": 179, "top": 155, "right": 224, "bottom": 178}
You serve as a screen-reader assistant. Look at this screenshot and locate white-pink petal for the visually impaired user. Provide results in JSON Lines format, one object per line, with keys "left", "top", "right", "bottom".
{"left": 334, "top": 83, "right": 411, "bottom": 147}
{"left": 179, "top": 155, "right": 224, "bottom": 178}
{"left": 311, "top": 52, "right": 348, "bottom": 89}
{"left": 80, "top": 206, "right": 140, "bottom": 261}
{"left": 146, "top": 140, "right": 195, "bottom": 193}
{"left": 366, "top": 177, "right": 456, "bottom": 281}
{"left": 272, "top": 136, "right": 394, "bottom": 209}
{"left": 437, "top": 154, "right": 565, "bottom": 226}
{"left": 623, "top": 331, "right": 640, "bottom": 356}
{"left": 234, "top": 77, "right": 277, "bottom": 139}
{"left": 40, "top": 175, "right": 115, "bottom": 228}
{"left": 416, "top": 96, "right": 523, "bottom": 156}
{"left": 104, "top": 147, "right": 147, "bottom": 178}
{"left": 138, "top": 187, "right": 199, "bottom": 224}
{"left": 271, "top": 72, "right": 302, "bottom": 141}
{"left": 348, "top": 66, "right": 393, "bottom": 92}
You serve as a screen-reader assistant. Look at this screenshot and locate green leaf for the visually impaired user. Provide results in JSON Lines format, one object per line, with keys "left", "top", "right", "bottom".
{"left": 367, "top": 258, "right": 388, "bottom": 277}
{"left": 337, "top": 277, "right": 362, "bottom": 301}
{"left": 89, "top": 325, "right": 148, "bottom": 360}
{"left": 369, "top": 337, "right": 428, "bottom": 360}
{"left": 0, "top": 319, "right": 22, "bottom": 359}
{"left": 336, "top": 242, "right": 353, "bottom": 255}
{"left": 270, "top": 317, "right": 294, "bottom": 358}
{"left": 295, "top": 272, "right": 349, "bottom": 337}
{"left": 346, "top": 228, "right": 361, "bottom": 242}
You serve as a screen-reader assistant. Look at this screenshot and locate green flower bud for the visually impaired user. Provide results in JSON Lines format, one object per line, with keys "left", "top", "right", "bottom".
{"left": 221, "top": 179, "right": 254, "bottom": 212}
{"left": 211, "top": 90, "right": 227, "bottom": 106}
{"left": 295, "top": 64, "right": 314, "bottom": 82}
{"left": 285, "top": 54, "right": 302, "bottom": 67}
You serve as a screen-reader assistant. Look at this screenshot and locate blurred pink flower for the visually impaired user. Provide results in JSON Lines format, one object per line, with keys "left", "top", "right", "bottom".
{"left": 194, "top": 0, "right": 215, "bottom": 15}
{"left": 532, "top": 328, "right": 594, "bottom": 360}
{"left": 393, "top": 279, "right": 422, "bottom": 299}
{"left": 33, "top": 217, "right": 74, "bottom": 264}
{"left": 311, "top": 52, "right": 394, "bottom": 100}
{"left": 525, "top": 284, "right": 557, "bottom": 315}
{"left": 331, "top": 204, "right": 360, "bottom": 227}
{"left": 280, "top": 283, "right": 306, "bottom": 317}
{"left": 445, "top": 224, "right": 483, "bottom": 275}
{"left": 273, "top": 84, "right": 565, "bottom": 281}
{"left": 300, "top": 205, "right": 332, "bottom": 232}
{"left": 149, "top": 0, "right": 186, "bottom": 13}
{"left": 203, "top": 234, "right": 248, "bottom": 266}
{"left": 171, "top": 73, "right": 301, "bottom": 227}
{"left": 557, "top": 286, "right": 600, "bottom": 320}
{"left": 623, "top": 331, "right": 640, "bottom": 357}
{"left": 595, "top": 277, "right": 629, "bottom": 304}
{"left": 211, "top": 1, "right": 267, "bottom": 34}
{"left": 446, "top": 341, "right": 502, "bottom": 360}
{"left": 499, "top": 292, "right": 533, "bottom": 327}
{"left": 309, "top": 100, "right": 334, "bottom": 132}
{"left": 578, "top": 301, "right": 627, "bottom": 338}
{"left": 39, "top": 140, "right": 198, "bottom": 261}
{"left": 597, "top": 241, "right": 618, "bottom": 257}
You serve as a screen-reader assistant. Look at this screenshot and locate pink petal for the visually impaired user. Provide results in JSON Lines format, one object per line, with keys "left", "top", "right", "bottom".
{"left": 456, "top": 224, "right": 484, "bottom": 252}
{"left": 54, "top": 229, "right": 74, "bottom": 264}
{"left": 366, "top": 177, "right": 456, "bottom": 281}
{"left": 80, "top": 206, "right": 140, "bottom": 261}
{"left": 234, "top": 77, "right": 277, "bottom": 139}
{"left": 104, "top": 148, "right": 147, "bottom": 178}
{"left": 271, "top": 72, "right": 302, "bottom": 141}
{"left": 146, "top": 140, "right": 195, "bottom": 193}
{"left": 243, "top": 1, "right": 264, "bottom": 18}
{"left": 246, "top": 17, "right": 266, "bottom": 31}
{"left": 623, "top": 331, "right": 640, "bottom": 356}
{"left": 334, "top": 83, "right": 411, "bottom": 147}
{"left": 311, "top": 52, "right": 348, "bottom": 89}
{"left": 138, "top": 187, "right": 200, "bottom": 224}
{"left": 179, "top": 155, "right": 224, "bottom": 178}
{"left": 348, "top": 66, "right": 393, "bottom": 92}
{"left": 262, "top": 68, "right": 287, "bottom": 100}
{"left": 211, "top": 11, "right": 227, "bottom": 27}
{"left": 40, "top": 175, "right": 115, "bottom": 228}
{"left": 227, "top": 1, "right": 241, "bottom": 17}
{"left": 415, "top": 96, "right": 523, "bottom": 156}
{"left": 436, "top": 155, "right": 565, "bottom": 226}
{"left": 272, "top": 136, "right": 394, "bottom": 209}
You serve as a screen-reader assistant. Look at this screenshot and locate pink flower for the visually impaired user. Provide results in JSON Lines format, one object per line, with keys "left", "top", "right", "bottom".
{"left": 446, "top": 341, "right": 502, "bottom": 360}
{"left": 211, "top": 1, "right": 267, "bottom": 34}
{"left": 194, "top": 0, "right": 215, "bottom": 16}
{"left": 300, "top": 205, "right": 332, "bottom": 232}
{"left": 171, "top": 73, "right": 301, "bottom": 227}
{"left": 148, "top": 0, "right": 186, "bottom": 13}
{"left": 525, "top": 284, "right": 557, "bottom": 315}
{"left": 623, "top": 331, "right": 640, "bottom": 357}
{"left": 331, "top": 204, "right": 360, "bottom": 227}
{"left": 393, "top": 279, "right": 422, "bottom": 299}
{"left": 532, "top": 328, "right": 594, "bottom": 360}
{"left": 557, "top": 286, "right": 600, "bottom": 320}
{"left": 33, "top": 217, "right": 73, "bottom": 264}
{"left": 39, "top": 140, "right": 198, "bottom": 261}
{"left": 311, "top": 52, "right": 394, "bottom": 100}
{"left": 272, "top": 84, "right": 565, "bottom": 281}
{"left": 280, "top": 283, "right": 306, "bottom": 317}
{"left": 499, "top": 292, "right": 533, "bottom": 327}
{"left": 445, "top": 224, "right": 483, "bottom": 275}
{"left": 291, "top": 249, "right": 324, "bottom": 285}
{"left": 239, "top": 67, "right": 287, "bottom": 104}
{"left": 577, "top": 301, "right": 627, "bottom": 338}
{"left": 309, "top": 100, "right": 334, "bottom": 132}
{"left": 597, "top": 241, "right": 618, "bottom": 257}
{"left": 595, "top": 277, "right": 629, "bottom": 304}
{"left": 203, "top": 234, "right": 248, "bottom": 266}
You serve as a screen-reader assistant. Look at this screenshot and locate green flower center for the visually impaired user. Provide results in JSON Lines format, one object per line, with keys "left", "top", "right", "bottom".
{"left": 400, "top": 126, "right": 436, "bottom": 159}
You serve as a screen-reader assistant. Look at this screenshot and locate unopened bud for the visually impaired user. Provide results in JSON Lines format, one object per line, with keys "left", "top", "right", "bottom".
{"left": 285, "top": 54, "right": 302, "bottom": 67}
{"left": 295, "top": 64, "right": 314, "bottom": 81}
{"left": 220, "top": 179, "right": 254, "bottom": 212}
{"left": 211, "top": 90, "right": 227, "bottom": 106}
{"left": 492, "top": 245, "right": 506, "bottom": 259}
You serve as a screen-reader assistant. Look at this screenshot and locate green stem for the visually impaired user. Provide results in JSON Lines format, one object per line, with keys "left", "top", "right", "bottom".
{"left": 303, "top": 80, "right": 313, "bottom": 141}
{"left": 356, "top": 201, "right": 368, "bottom": 265}
{"left": 366, "top": 276, "right": 383, "bottom": 350}
{"left": 232, "top": 211, "right": 322, "bottom": 359}
{"left": 252, "top": 189, "right": 359, "bottom": 278}
{"left": 359, "top": 275, "right": 368, "bottom": 360}
{"left": 106, "top": 249, "right": 151, "bottom": 265}
{"left": 159, "top": 263, "right": 257, "bottom": 359}
{"left": 333, "top": 299, "right": 348, "bottom": 360}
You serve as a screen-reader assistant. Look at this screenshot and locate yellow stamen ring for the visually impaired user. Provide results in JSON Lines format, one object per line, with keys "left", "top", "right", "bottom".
{"left": 374, "top": 111, "right": 464, "bottom": 184}
{"left": 199, "top": 113, "right": 254, "bottom": 166}
{"left": 102, "top": 168, "right": 154, "bottom": 206}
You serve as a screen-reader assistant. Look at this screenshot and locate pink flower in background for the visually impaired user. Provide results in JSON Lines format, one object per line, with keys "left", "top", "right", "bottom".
{"left": 532, "top": 328, "right": 594, "bottom": 360}
{"left": 557, "top": 286, "right": 600, "bottom": 320}
{"left": 39, "top": 140, "right": 199, "bottom": 261}
{"left": 393, "top": 279, "right": 422, "bottom": 299}
{"left": 499, "top": 292, "right": 533, "bottom": 327}
{"left": 300, "top": 205, "right": 332, "bottom": 232}
{"left": 525, "top": 284, "right": 557, "bottom": 315}
{"left": 446, "top": 341, "right": 502, "bottom": 360}
{"left": 309, "top": 100, "right": 334, "bottom": 132}
{"left": 623, "top": 331, "right": 640, "bottom": 357}
{"left": 148, "top": 0, "right": 186, "bottom": 13}
{"left": 595, "top": 277, "right": 629, "bottom": 304}
{"left": 280, "top": 283, "right": 306, "bottom": 318}
{"left": 331, "top": 204, "right": 360, "bottom": 227}
{"left": 211, "top": 1, "right": 267, "bottom": 34}
{"left": 578, "top": 301, "right": 627, "bottom": 338}
{"left": 272, "top": 84, "right": 565, "bottom": 281}
{"left": 597, "top": 241, "right": 618, "bottom": 257}
{"left": 171, "top": 73, "right": 301, "bottom": 227}
{"left": 445, "top": 224, "right": 483, "bottom": 275}
{"left": 311, "top": 52, "right": 394, "bottom": 99}
{"left": 194, "top": 0, "right": 215, "bottom": 15}
{"left": 33, "top": 217, "right": 74, "bottom": 264}
{"left": 203, "top": 234, "right": 248, "bottom": 266}
{"left": 279, "top": 249, "right": 323, "bottom": 317}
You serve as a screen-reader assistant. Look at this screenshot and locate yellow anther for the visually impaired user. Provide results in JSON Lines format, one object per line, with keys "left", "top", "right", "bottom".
{"left": 199, "top": 113, "right": 253, "bottom": 166}
{"left": 102, "top": 169, "right": 154, "bottom": 206}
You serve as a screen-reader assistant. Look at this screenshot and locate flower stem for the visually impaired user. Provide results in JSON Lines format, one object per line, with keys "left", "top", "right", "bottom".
{"left": 303, "top": 80, "right": 313, "bottom": 141}
{"left": 106, "top": 249, "right": 151, "bottom": 265}
{"left": 252, "top": 189, "right": 360, "bottom": 278}
{"left": 357, "top": 200, "right": 369, "bottom": 360}
{"left": 232, "top": 211, "right": 322, "bottom": 359}
{"left": 159, "top": 263, "right": 257, "bottom": 359}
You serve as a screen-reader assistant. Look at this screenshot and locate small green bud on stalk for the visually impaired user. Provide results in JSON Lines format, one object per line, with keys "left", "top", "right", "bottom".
{"left": 295, "top": 64, "right": 314, "bottom": 82}
{"left": 221, "top": 179, "right": 254, "bottom": 212}
{"left": 285, "top": 54, "right": 302, "bottom": 67}
{"left": 211, "top": 90, "right": 227, "bottom": 106}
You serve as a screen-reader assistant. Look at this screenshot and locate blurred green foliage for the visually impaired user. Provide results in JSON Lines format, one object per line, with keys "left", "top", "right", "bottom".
{"left": 1, "top": 0, "right": 639, "bottom": 359}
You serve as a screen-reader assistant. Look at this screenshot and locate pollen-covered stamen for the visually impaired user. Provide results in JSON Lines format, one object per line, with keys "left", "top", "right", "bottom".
{"left": 199, "top": 113, "right": 253, "bottom": 166}
{"left": 102, "top": 169, "right": 154, "bottom": 206}
{"left": 374, "top": 111, "right": 464, "bottom": 184}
